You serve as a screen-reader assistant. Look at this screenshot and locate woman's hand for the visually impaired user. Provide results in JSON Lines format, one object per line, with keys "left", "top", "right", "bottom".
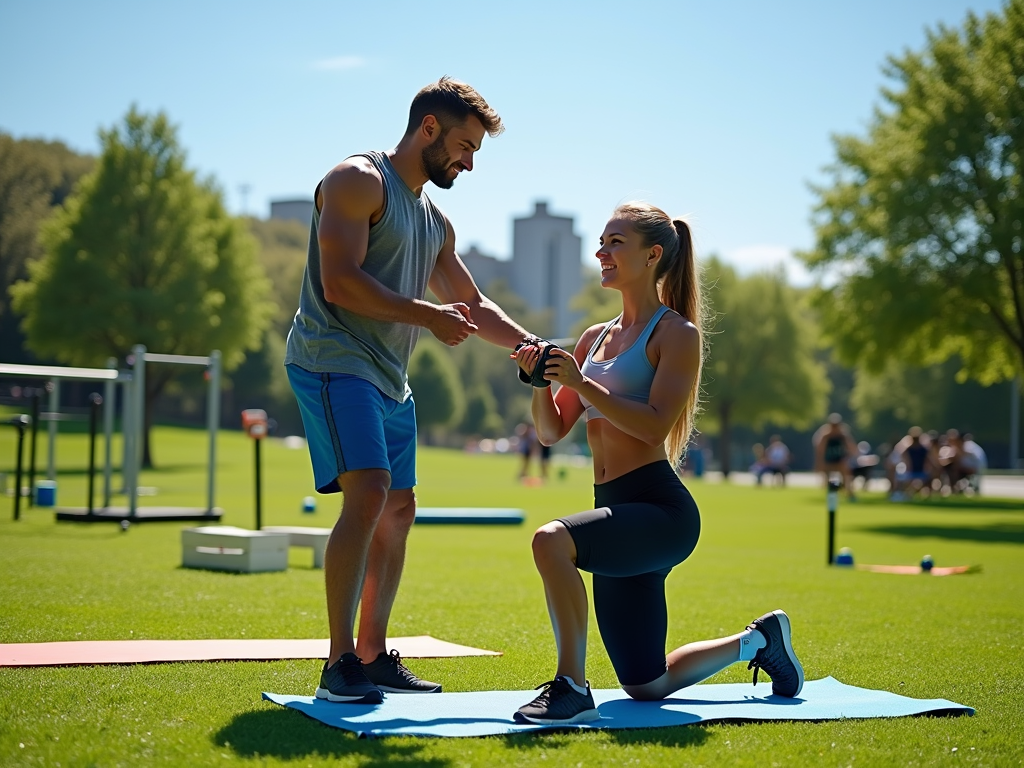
{"left": 512, "top": 343, "right": 540, "bottom": 378}
{"left": 540, "top": 347, "right": 586, "bottom": 390}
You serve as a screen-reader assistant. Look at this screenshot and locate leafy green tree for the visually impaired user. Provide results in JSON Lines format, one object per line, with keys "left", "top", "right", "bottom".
{"left": 460, "top": 381, "right": 504, "bottom": 437}
{"left": 409, "top": 338, "right": 465, "bottom": 441}
{"left": 10, "top": 108, "right": 272, "bottom": 466}
{"left": 802, "top": 0, "right": 1024, "bottom": 384}
{"left": 247, "top": 216, "right": 308, "bottom": 336}
{"left": 1, "top": 134, "right": 93, "bottom": 363}
{"left": 701, "top": 258, "right": 830, "bottom": 475}
{"left": 851, "top": 357, "right": 1017, "bottom": 450}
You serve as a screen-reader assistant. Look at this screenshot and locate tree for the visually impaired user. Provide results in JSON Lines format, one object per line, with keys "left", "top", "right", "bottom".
{"left": 408, "top": 338, "right": 465, "bottom": 440}
{"left": 10, "top": 108, "right": 272, "bottom": 466}
{"left": 701, "top": 258, "right": 830, "bottom": 475}
{"left": 0, "top": 134, "right": 93, "bottom": 361}
{"left": 802, "top": 0, "right": 1024, "bottom": 384}
{"left": 247, "top": 216, "right": 308, "bottom": 337}
{"left": 0, "top": 134, "right": 93, "bottom": 313}
{"left": 460, "top": 381, "right": 504, "bottom": 437}
{"left": 850, "top": 357, "right": 1017, "bottom": 454}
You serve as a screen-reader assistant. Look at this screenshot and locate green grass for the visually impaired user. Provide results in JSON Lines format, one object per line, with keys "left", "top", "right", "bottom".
{"left": 1, "top": 425, "right": 1022, "bottom": 766}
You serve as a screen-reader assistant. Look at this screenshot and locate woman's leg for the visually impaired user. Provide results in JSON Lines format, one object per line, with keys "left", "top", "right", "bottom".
{"left": 624, "top": 611, "right": 804, "bottom": 701}
{"left": 531, "top": 521, "right": 588, "bottom": 685}
{"left": 622, "top": 632, "right": 754, "bottom": 700}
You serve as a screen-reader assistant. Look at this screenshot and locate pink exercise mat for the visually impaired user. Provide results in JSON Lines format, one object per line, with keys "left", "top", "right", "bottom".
{"left": 0, "top": 635, "right": 500, "bottom": 667}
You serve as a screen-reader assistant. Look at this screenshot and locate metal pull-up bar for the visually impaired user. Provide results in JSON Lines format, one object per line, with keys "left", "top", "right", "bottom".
{"left": 127, "top": 345, "right": 221, "bottom": 517}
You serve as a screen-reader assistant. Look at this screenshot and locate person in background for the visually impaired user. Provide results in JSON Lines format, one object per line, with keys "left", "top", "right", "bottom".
{"left": 813, "top": 413, "right": 858, "bottom": 500}
{"left": 850, "top": 441, "right": 880, "bottom": 492}
{"left": 750, "top": 442, "right": 767, "bottom": 484}
{"left": 762, "top": 434, "right": 791, "bottom": 486}
{"left": 895, "top": 426, "right": 934, "bottom": 498}
{"left": 961, "top": 433, "right": 987, "bottom": 493}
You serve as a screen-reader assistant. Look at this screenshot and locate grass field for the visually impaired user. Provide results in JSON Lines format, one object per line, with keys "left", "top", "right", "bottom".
{"left": 1, "top": 424, "right": 1022, "bottom": 766}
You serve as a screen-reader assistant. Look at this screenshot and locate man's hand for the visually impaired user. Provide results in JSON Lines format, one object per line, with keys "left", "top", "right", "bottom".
{"left": 427, "top": 303, "right": 479, "bottom": 346}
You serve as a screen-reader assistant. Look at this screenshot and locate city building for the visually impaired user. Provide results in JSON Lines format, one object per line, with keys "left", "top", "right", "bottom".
{"left": 461, "top": 245, "right": 512, "bottom": 291}
{"left": 511, "top": 201, "right": 583, "bottom": 339}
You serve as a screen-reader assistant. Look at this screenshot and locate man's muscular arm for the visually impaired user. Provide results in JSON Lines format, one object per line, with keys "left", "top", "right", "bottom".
{"left": 318, "top": 161, "right": 478, "bottom": 346}
{"left": 428, "top": 217, "right": 534, "bottom": 348}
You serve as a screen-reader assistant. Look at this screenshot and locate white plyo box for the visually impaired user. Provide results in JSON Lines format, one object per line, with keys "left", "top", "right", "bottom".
{"left": 261, "top": 526, "right": 332, "bottom": 568}
{"left": 182, "top": 526, "right": 289, "bottom": 573}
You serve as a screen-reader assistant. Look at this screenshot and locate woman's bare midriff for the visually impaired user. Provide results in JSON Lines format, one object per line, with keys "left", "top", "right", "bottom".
{"left": 587, "top": 418, "right": 668, "bottom": 484}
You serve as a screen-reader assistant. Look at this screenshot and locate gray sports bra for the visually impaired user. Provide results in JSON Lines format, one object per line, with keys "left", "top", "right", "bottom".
{"left": 578, "top": 304, "right": 672, "bottom": 422}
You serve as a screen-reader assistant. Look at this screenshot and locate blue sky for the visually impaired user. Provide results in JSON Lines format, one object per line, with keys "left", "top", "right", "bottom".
{"left": 0, "top": 0, "right": 1005, "bottom": 284}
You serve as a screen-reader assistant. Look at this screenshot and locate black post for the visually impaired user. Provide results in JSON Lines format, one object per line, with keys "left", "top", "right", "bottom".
{"left": 10, "top": 415, "right": 28, "bottom": 521}
{"left": 254, "top": 437, "right": 262, "bottom": 530}
{"left": 87, "top": 393, "right": 102, "bottom": 514}
{"left": 28, "top": 390, "right": 39, "bottom": 507}
{"left": 826, "top": 476, "right": 840, "bottom": 565}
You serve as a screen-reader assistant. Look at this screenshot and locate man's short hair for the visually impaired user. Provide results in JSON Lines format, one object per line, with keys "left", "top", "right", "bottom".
{"left": 407, "top": 76, "right": 504, "bottom": 137}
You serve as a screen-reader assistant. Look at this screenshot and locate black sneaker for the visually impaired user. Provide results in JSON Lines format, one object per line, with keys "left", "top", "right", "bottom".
{"left": 315, "top": 653, "right": 383, "bottom": 703}
{"left": 514, "top": 676, "right": 600, "bottom": 725}
{"left": 363, "top": 649, "right": 442, "bottom": 693}
{"left": 747, "top": 609, "right": 804, "bottom": 697}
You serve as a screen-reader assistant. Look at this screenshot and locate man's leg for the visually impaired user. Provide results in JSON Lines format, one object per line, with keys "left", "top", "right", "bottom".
{"left": 354, "top": 487, "right": 417, "bottom": 660}
{"left": 326, "top": 469, "right": 392, "bottom": 666}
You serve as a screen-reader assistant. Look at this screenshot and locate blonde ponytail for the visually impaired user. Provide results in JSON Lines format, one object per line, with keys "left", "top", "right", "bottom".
{"left": 613, "top": 203, "right": 707, "bottom": 466}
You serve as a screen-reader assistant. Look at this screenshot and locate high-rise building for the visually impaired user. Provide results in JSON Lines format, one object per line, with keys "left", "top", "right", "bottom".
{"left": 511, "top": 201, "right": 583, "bottom": 339}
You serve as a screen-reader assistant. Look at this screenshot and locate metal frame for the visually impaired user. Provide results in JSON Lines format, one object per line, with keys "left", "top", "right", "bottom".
{"left": 1, "top": 346, "right": 221, "bottom": 517}
{"left": 130, "top": 346, "right": 221, "bottom": 515}
{"left": 0, "top": 362, "right": 129, "bottom": 508}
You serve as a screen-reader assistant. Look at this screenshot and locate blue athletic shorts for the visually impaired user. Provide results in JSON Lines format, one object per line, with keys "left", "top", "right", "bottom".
{"left": 286, "top": 364, "right": 417, "bottom": 493}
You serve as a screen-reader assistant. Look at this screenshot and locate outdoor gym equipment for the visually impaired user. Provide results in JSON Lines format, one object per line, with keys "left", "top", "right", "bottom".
{"left": 5, "top": 414, "right": 29, "bottom": 521}
{"left": 826, "top": 474, "right": 841, "bottom": 565}
{"left": 0, "top": 362, "right": 124, "bottom": 513}
{"left": 241, "top": 408, "right": 268, "bottom": 530}
{"left": 55, "top": 345, "right": 223, "bottom": 522}
{"left": 1, "top": 344, "right": 224, "bottom": 523}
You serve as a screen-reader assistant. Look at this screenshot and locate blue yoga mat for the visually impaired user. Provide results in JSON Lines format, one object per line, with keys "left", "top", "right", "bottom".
{"left": 414, "top": 507, "right": 525, "bottom": 525}
{"left": 262, "top": 677, "right": 972, "bottom": 738}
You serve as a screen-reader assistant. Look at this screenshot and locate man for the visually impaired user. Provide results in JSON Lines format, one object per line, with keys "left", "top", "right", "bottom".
{"left": 812, "top": 413, "right": 858, "bottom": 500}
{"left": 285, "top": 77, "right": 538, "bottom": 703}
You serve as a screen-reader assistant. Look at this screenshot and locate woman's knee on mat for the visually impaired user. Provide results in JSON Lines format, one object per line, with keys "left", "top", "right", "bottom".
{"left": 622, "top": 676, "right": 671, "bottom": 701}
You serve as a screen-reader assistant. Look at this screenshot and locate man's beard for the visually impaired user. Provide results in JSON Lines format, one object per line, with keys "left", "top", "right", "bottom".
{"left": 421, "top": 132, "right": 459, "bottom": 189}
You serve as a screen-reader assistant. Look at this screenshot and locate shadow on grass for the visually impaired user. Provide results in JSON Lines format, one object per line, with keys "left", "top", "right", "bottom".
{"left": 215, "top": 708, "right": 451, "bottom": 766}
{"left": 855, "top": 521, "right": 1024, "bottom": 545}
{"left": 499, "top": 722, "right": 711, "bottom": 751}
{"left": 854, "top": 496, "right": 1024, "bottom": 512}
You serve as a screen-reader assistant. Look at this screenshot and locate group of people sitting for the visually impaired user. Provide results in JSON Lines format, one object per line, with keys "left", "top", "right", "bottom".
{"left": 748, "top": 414, "right": 988, "bottom": 500}
{"left": 884, "top": 426, "right": 987, "bottom": 499}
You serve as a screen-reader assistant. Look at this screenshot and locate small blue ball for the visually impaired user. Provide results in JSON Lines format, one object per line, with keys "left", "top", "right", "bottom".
{"left": 835, "top": 547, "right": 854, "bottom": 566}
{"left": 921, "top": 554, "right": 934, "bottom": 572}
{"left": 302, "top": 496, "right": 316, "bottom": 514}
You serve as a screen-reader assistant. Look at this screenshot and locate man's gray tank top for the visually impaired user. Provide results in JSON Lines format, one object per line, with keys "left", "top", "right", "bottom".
{"left": 284, "top": 151, "right": 447, "bottom": 402}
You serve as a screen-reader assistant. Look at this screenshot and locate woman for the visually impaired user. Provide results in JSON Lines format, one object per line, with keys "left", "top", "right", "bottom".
{"left": 512, "top": 203, "right": 803, "bottom": 725}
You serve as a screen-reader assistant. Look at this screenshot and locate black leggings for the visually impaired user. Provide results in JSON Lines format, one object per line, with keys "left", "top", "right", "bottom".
{"left": 558, "top": 460, "right": 700, "bottom": 686}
